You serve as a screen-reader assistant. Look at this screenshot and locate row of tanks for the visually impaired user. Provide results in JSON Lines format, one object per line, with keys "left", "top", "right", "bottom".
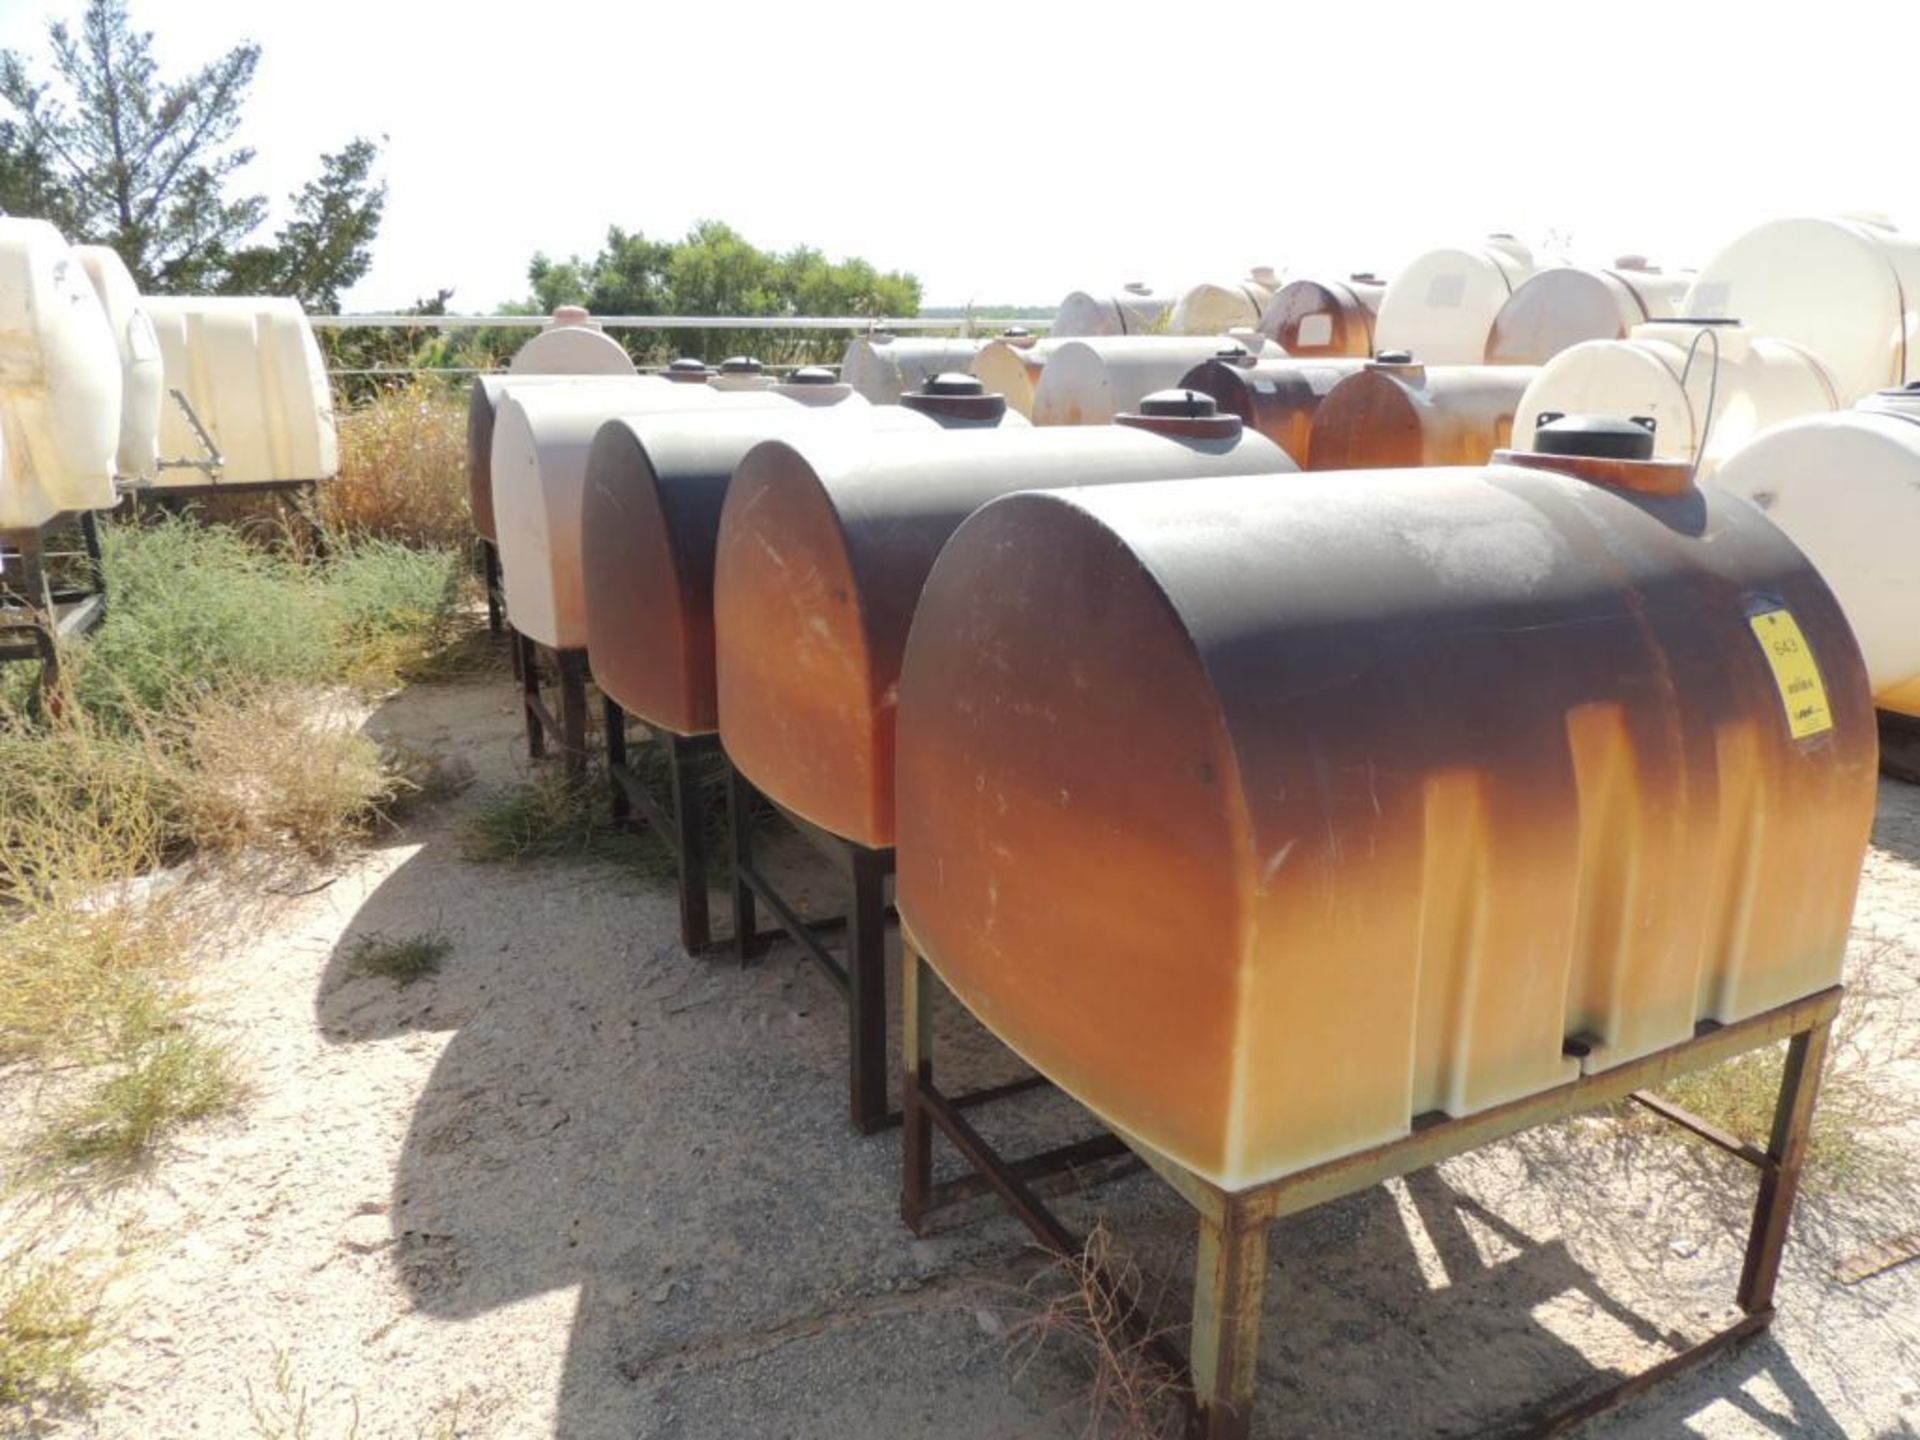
{"left": 0, "top": 215, "right": 340, "bottom": 534}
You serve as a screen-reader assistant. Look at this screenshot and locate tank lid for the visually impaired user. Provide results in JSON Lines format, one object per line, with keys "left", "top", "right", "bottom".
{"left": 1373, "top": 348, "right": 1417, "bottom": 365}
{"left": 1349, "top": 271, "right": 1383, "bottom": 284}
{"left": 1213, "top": 342, "right": 1255, "bottom": 365}
{"left": 1114, "top": 389, "right": 1244, "bottom": 441}
{"left": 1613, "top": 253, "right": 1654, "bottom": 272}
{"left": 549, "top": 305, "right": 595, "bottom": 328}
{"left": 785, "top": 365, "right": 838, "bottom": 386}
{"left": 718, "top": 355, "right": 766, "bottom": 374}
{"left": 667, "top": 357, "right": 710, "bottom": 373}
{"left": 901, "top": 374, "right": 1008, "bottom": 422}
{"left": 1531, "top": 412, "right": 1658, "bottom": 461}
{"left": 1000, "top": 325, "right": 1032, "bottom": 338}
{"left": 1862, "top": 379, "right": 1920, "bottom": 419}
{"left": 1122, "top": 281, "right": 1153, "bottom": 294}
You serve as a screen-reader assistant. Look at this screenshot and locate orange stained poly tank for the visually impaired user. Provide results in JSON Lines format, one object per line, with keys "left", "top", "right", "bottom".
{"left": 1255, "top": 274, "right": 1386, "bottom": 356}
{"left": 893, "top": 444, "right": 1878, "bottom": 1192}
{"left": 712, "top": 407, "right": 1292, "bottom": 848}
{"left": 971, "top": 336, "right": 1058, "bottom": 418}
{"left": 1180, "top": 353, "right": 1368, "bottom": 464}
{"left": 1485, "top": 263, "right": 1690, "bottom": 365}
{"left": 1307, "top": 357, "right": 1535, "bottom": 470}
{"left": 581, "top": 378, "right": 1021, "bottom": 737}
{"left": 467, "top": 374, "right": 661, "bottom": 542}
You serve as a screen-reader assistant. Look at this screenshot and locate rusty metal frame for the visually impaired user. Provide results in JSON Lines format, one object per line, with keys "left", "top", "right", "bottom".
{"left": 901, "top": 940, "right": 1841, "bottom": 1440}
{"left": 515, "top": 631, "right": 590, "bottom": 782}
{"left": 1882, "top": 710, "right": 1920, "bottom": 785}
{"left": 604, "top": 699, "right": 721, "bottom": 954}
{"left": 0, "top": 511, "right": 108, "bottom": 703}
{"left": 476, "top": 537, "right": 506, "bottom": 639}
{"left": 725, "top": 765, "right": 1052, "bottom": 1135}
{"left": 126, "top": 477, "right": 330, "bottom": 557}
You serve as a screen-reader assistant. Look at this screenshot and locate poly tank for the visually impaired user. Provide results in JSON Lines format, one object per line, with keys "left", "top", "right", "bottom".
{"left": 507, "top": 308, "right": 636, "bottom": 375}
{"left": 1710, "top": 389, "right": 1920, "bottom": 719}
{"left": 894, "top": 429, "right": 1877, "bottom": 1191}
{"left": 1485, "top": 261, "right": 1690, "bottom": 366}
{"left": 840, "top": 335, "right": 988, "bottom": 403}
{"left": 1513, "top": 320, "right": 1840, "bottom": 476}
{"left": 144, "top": 296, "right": 337, "bottom": 487}
{"left": 74, "top": 245, "right": 162, "bottom": 481}
{"left": 1374, "top": 235, "right": 1538, "bottom": 365}
{"left": 468, "top": 375, "right": 666, "bottom": 544}
{"left": 0, "top": 217, "right": 121, "bottom": 529}
{"left": 1169, "top": 270, "right": 1281, "bottom": 336}
{"left": 1685, "top": 216, "right": 1920, "bottom": 404}
{"left": 492, "top": 374, "right": 868, "bottom": 651}
{"left": 1307, "top": 357, "right": 1534, "bottom": 469}
{"left": 1179, "top": 352, "right": 1368, "bottom": 464}
{"left": 972, "top": 335, "right": 1059, "bottom": 418}
{"left": 1032, "top": 335, "right": 1278, "bottom": 426}
{"left": 1256, "top": 273, "right": 1386, "bottom": 356}
{"left": 713, "top": 398, "right": 1291, "bottom": 848}
{"left": 1051, "top": 283, "right": 1176, "bottom": 338}
{"left": 582, "top": 376, "right": 1022, "bottom": 737}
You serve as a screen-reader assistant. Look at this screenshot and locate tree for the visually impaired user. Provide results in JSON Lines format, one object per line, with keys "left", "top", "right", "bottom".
{"left": 527, "top": 220, "right": 921, "bottom": 363}
{"left": 0, "top": 0, "right": 383, "bottom": 305}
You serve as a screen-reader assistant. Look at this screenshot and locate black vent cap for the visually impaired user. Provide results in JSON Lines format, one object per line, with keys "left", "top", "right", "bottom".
{"left": 1532, "top": 412, "right": 1658, "bottom": 461}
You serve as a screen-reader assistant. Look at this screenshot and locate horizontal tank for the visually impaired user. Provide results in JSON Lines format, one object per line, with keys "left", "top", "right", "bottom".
{"left": 1485, "top": 260, "right": 1690, "bottom": 365}
{"left": 894, "top": 434, "right": 1877, "bottom": 1191}
{"left": 144, "top": 296, "right": 338, "bottom": 487}
{"left": 0, "top": 217, "right": 121, "bottom": 530}
{"left": 468, "top": 375, "right": 665, "bottom": 543}
{"left": 1685, "top": 216, "right": 1920, "bottom": 404}
{"left": 971, "top": 335, "right": 1059, "bottom": 419}
{"left": 74, "top": 245, "right": 162, "bottom": 482}
{"left": 508, "top": 309, "right": 637, "bottom": 375}
{"left": 493, "top": 374, "right": 868, "bottom": 651}
{"left": 1374, "top": 235, "right": 1538, "bottom": 365}
{"left": 1513, "top": 320, "right": 1840, "bottom": 476}
{"left": 1179, "top": 353, "right": 1367, "bottom": 464}
{"left": 1169, "top": 270, "right": 1281, "bottom": 336}
{"left": 582, "top": 376, "right": 1022, "bottom": 737}
{"left": 1032, "top": 335, "right": 1279, "bottom": 426}
{"left": 1307, "top": 357, "right": 1534, "bottom": 469}
{"left": 1710, "top": 389, "right": 1920, "bottom": 718}
{"left": 1051, "top": 283, "right": 1176, "bottom": 338}
{"left": 712, "top": 399, "right": 1291, "bottom": 847}
{"left": 840, "top": 335, "right": 988, "bottom": 403}
{"left": 1255, "top": 273, "right": 1386, "bottom": 356}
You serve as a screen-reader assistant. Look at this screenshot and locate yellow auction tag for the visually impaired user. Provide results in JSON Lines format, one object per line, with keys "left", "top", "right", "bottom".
{"left": 1749, "top": 608, "right": 1833, "bottom": 740}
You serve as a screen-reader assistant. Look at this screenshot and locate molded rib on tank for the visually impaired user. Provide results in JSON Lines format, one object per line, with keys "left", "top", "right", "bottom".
{"left": 1486, "top": 261, "right": 1690, "bottom": 366}
{"left": 893, "top": 447, "right": 1877, "bottom": 1190}
{"left": 74, "top": 244, "right": 163, "bottom": 482}
{"left": 711, "top": 410, "right": 1292, "bottom": 848}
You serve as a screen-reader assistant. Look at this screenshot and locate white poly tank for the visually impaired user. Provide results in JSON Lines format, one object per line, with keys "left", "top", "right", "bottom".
{"left": 1685, "top": 216, "right": 1920, "bottom": 404}
{"left": 1032, "top": 335, "right": 1280, "bottom": 426}
{"left": 972, "top": 335, "right": 1059, "bottom": 418}
{"left": 1051, "top": 282, "right": 1176, "bottom": 337}
{"left": 1514, "top": 320, "right": 1840, "bottom": 476}
{"left": 0, "top": 218, "right": 121, "bottom": 529}
{"left": 508, "top": 309, "right": 637, "bottom": 376}
{"left": 74, "top": 245, "right": 162, "bottom": 482}
{"left": 1710, "top": 389, "right": 1920, "bottom": 718}
{"left": 1484, "top": 260, "right": 1690, "bottom": 366}
{"left": 1169, "top": 269, "right": 1281, "bottom": 336}
{"left": 840, "top": 335, "right": 988, "bottom": 403}
{"left": 144, "top": 296, "right": 338, "bottom": 487}
{"left": 1374, "top": 235, "right": 1539, "bottom": 365}
{"left": 491, "top": 374, "right": 869, "bottom": 650}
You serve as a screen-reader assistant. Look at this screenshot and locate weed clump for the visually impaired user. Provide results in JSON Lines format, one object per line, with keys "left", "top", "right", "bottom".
{"left": 345, "top": 930, "right": 453, "bottom": 986}
{"left": 0, "top": 1251, "right": 105, "bottom": 1415}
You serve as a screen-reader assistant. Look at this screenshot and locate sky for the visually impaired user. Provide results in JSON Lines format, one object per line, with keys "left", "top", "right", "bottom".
{"left": 1, "top": 0, "right": 1915, "bottom": 314}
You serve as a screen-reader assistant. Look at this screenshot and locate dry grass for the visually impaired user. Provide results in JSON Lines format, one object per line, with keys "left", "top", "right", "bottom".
{"left": 0, "top": 1250, "right": 106, "bottom": 1420}
{"left": 40, "top": 1030, "right": 243, "bottom": 1172}
{"left": 320, "top": 381, "right": 471, "bottom": 549}
{"left": 1001, "top": 1225, "right": 1189, "bottom": 1440}
{"left": 344, "top": 931, "right": 452, "bottom": 987}
{"left": 458, "top": 771, "right": 665, "bottom": 872}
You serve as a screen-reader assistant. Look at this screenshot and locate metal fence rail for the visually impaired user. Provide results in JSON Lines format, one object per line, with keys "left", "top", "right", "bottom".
{"left": 309, "top": 314, "right": 1050, "bottom": 332}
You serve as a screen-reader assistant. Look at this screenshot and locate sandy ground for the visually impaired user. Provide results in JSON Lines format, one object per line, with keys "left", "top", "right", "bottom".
{"left": 9, "top": 671, "right": 1920, "bottom": 1440}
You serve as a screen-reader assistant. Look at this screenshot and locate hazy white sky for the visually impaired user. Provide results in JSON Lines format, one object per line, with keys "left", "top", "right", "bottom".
{"left": 1, "top": 0, "right": 1914, "bottom": 312}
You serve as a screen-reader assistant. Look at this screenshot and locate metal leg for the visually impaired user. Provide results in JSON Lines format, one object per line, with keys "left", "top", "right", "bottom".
{"left": 727, "top": 761, "right": 759, "bottom": 964}
{"left": 669, "top": 732, "right": 713, "bottom": 953}
{"left": 1189, "top": 1195, "right": 1269, "bottom": 1440}
{"left": 902, "top": 944, "right": 935, "bottom": 1234}
{"left": 1737, "top": 1018, "right": 1833, "bottom": 1313}
{"left": 519, "top": 632, "right": 544, "bottom": 760}
{"left": 848, "top": 844, "right": 891, "bottom": 1134}
{"left": 557, "top": 648, "right": 589, "bottom": 783}
{"left": 605, "top": 697, "right": 631, "bottom": 826}
{"left": 479, "top": 539, "right": 504, "bottom": 637}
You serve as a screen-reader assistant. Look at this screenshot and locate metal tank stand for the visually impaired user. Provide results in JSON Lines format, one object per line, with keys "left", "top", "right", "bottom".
{"left": 901, "top": 942, "right": 1840, "bottom": 1440}
{"left": 476, "top": 537, "right": 506, "bottom": 638}
{"left": 137, "top": 477, "right": 330, "bottom": 558}
{"left": 515, "top": 631, "right": 590, "bottom": 782}
{"left": 0, "top": 511, "right": 108, "bottom": 704}
{"left": 725, "top": 765, "right": 1052, "bottom": 1135}
{"left": 1880, "top": 710, "right": 1920, "bottom": 784}
{"left": 604, "top": 698, "right": 722, "bottom": 954}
